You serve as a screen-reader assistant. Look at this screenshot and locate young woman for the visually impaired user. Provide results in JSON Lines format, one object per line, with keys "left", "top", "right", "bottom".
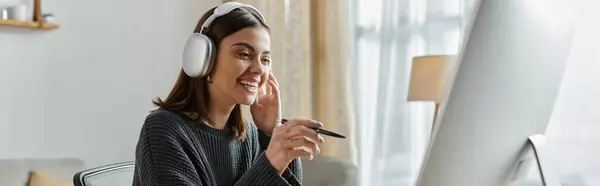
{"left": 132, "top": 2, "right": 324, "bottom": 186}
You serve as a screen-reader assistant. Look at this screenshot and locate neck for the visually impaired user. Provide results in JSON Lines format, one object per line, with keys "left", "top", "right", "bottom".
{"left": 203, "top": 86, "right": 236, "bottom": 129}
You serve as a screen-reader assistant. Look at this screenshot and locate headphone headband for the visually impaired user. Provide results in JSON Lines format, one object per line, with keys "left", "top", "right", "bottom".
{"left": 182, "top": 2, "right": 266, "bottom": 78}
{"left": 200, "top": 2, "right": 266, "bottom": 33}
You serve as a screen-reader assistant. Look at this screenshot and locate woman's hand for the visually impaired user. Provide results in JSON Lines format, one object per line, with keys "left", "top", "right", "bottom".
{"left": 265, "top": 119, "right": 325, "bottom": 174}
{"left": 251, "top": 73, "right": 281, "bottom": 134}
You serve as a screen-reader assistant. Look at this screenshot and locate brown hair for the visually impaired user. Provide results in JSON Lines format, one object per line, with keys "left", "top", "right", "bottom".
{"left": 152, "top": 6, "right": 270, "bottom": 140}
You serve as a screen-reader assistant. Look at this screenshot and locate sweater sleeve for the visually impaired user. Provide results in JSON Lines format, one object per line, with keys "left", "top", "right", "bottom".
{"left": 259, "top": 129, "right": 303, "bottom": 185}
{"left": 134, "top": 112, "right": 205, "bottom": 186}
{"left": 233, "top": 126, "right": 303, "bottom": 186}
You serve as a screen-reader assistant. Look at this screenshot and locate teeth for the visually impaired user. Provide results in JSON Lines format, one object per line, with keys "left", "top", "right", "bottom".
{"left": 238, "top": 80, "right": 258, "bottom": 87}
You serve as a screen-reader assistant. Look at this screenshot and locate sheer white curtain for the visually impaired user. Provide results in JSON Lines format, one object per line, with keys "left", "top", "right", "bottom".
{"left": 350, "top": 0, "right": 476, "bottom": 185}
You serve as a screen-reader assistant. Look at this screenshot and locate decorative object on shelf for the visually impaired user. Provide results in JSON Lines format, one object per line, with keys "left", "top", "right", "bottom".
{"left": 42, "top": 13, "right": 53, "bottom": 23}
{"left": 0, "top": 0, "right": 18, "bottom": 20}
{"left": 23, "top": 0, "right": 33, "bottom": 21}
{"left": 6, "top": 3, "right": 26, "bottom": 21}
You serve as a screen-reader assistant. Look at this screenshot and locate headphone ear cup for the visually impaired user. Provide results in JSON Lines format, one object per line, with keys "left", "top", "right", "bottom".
{"left": 182, "top": 33, "right": 216, "bottom": 77}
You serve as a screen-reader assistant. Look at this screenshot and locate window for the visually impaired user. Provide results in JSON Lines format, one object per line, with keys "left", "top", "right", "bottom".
{"left": 351, "top": 0, "right": 476, "bottom": 185}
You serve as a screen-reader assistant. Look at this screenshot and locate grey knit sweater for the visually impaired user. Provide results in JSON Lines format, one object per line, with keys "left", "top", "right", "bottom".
{"left": 132, "top": 108, "right": 302, "bottom": 186}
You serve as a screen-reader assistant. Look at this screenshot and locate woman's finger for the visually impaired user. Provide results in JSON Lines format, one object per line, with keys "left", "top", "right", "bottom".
{"left": 281, "top": 119, "right": 324, "bottom": 131}
{"left": 285, "top": 125, "right": 323, "bottom": 145}
{"left": 271, "top": 124, "right": 288, "bottom": 137}
{"left": 259, "top": 80, "right": 268, "bottom": 96}
{"left": 268, "top": 80, "right": 279, "bottom": 96}
{"left": 287, "top": 147, "right": 314, "bottom": 160}
{"left": 285, "top": 137, "right": 320, "bottom": 155}
{"left": 266, "top": 80, "right": 272, "bottom": 96}
{"left": 269, "top": 73, "right": 280, "bottom": 87}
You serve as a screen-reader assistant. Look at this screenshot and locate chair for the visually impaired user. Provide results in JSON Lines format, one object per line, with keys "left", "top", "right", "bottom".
{"left": 72, "top": 161, "right": 135, "bottom": 186}
{"left": 301, "top": 156, "right": 358, "bottom": 186}
{"left": 73, "top": 158, "right": 358, "bottom": 186}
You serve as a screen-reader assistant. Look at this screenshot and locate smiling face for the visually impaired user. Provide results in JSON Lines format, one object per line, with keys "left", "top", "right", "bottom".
{"left": 208, "top": 26, "right": 271, "bottom": 105}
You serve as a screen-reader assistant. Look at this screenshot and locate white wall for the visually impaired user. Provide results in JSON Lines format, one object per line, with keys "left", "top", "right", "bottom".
{"left": 0, "top": 0, "right": 220, "bottom": 168}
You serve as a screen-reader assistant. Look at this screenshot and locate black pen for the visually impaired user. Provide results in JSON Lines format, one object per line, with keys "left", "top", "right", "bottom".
{"left": 281, "top": 119, "right": 346, "bottom": 139}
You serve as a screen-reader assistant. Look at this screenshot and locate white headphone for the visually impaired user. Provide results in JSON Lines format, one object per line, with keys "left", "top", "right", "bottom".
{"left": 182, "top": 2, "right": 266, "bottom": 78}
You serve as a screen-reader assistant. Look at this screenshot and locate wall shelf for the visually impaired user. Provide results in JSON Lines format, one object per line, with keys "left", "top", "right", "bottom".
{"left": 0, "top": 19, "right": 59, "bottom": 30}
{"left": 0, "top": 0, "right": 59, "bottom": 30}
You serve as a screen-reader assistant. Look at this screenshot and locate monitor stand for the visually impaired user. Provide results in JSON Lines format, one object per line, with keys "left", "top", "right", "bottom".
{"left": 508, "top": 134, "right": 560, "bottom": 186}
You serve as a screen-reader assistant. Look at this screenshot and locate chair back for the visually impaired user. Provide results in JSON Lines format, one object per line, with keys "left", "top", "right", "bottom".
{"left": 301, "top": 156, "right": 358, "bottom": 186}
{"left": 73, "top": 161, "right": 134, "bottom": 186}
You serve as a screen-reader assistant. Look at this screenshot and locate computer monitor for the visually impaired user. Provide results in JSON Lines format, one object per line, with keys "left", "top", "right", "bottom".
{"left": 416, "top": 0, "right": 576, "bottom": 186}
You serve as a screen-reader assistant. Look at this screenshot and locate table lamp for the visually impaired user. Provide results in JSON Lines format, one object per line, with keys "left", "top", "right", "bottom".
{"left": 407, "top": 55, "right": 455, "bottom": 125}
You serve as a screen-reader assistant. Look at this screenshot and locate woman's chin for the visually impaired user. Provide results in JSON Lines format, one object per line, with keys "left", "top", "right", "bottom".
{"left": 236, "top": 96, "right": 256, "bottom": 105}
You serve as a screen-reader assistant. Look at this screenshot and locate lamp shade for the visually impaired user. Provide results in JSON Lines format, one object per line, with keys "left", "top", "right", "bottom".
{"left": 407, "top": 55, "right": 455, "bottom": 103}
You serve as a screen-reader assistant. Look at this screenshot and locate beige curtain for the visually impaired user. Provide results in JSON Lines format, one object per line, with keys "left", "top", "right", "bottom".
{"left": 224, "top": 0, "right": 355, "bottom": 164}
{"left": 310, "top": 0, "right": 355, "bottom": 162}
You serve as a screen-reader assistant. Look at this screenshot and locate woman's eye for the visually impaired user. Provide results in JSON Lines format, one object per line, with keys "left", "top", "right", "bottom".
{"left": 262, "top": 58, "right": 271, "bottom": 64}
{"left": 237, "top": 52, "right": 251, "bottom": 59}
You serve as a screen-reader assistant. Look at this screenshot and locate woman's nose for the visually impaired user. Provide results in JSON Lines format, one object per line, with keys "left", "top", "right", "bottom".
{"left": 249, "top": 59, "right": 267, "bottom": 74}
